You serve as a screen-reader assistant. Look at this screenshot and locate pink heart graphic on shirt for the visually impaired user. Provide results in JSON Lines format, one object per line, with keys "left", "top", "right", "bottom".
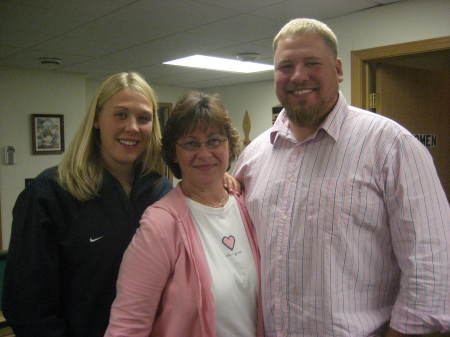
{"left": 222, "top": 235, "right": 235, "bottom": 250}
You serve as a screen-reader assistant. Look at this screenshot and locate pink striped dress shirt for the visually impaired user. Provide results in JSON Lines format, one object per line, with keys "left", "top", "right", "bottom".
{"left": 233, "top": 93, "right": 450, "bottom": 337}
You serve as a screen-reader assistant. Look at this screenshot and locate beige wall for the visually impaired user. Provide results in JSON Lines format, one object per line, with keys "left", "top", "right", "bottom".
{"left": 0, "top": 68, "right": 190, "bottom": 247}
{"left": 1, "top": 0, "right": 449, "bottom": 248}
{"left": 210, "top": 0, "right": 450, "bottom": 142}
{"left": 329, "top": 0, "right": 450, "bottom": 99}
{"left": 0, "top": 68, "right": 86, "bottom": 248}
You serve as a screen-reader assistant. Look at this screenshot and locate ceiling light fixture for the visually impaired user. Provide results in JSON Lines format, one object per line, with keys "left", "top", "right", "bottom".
{"left": 163, "top": 54, "right": 273, "bottom": 73}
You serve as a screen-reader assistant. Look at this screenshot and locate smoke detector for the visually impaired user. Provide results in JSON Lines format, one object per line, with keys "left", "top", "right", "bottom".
{"left": 39, "top": 57, "right": 63, "bottom": 66}
{"left": 236, "top": 52, "right": 260, "bottom": 62}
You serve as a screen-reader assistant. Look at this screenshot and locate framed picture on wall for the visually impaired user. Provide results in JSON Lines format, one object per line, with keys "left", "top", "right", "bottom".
{"left": 157, "top": 103, "right": 173, "bottom": 180}
{"left": 31, "top": 114, "right": 65, "bottom": 155}
{"left": 158, "top": 102, "right": 172, "bottom": 128}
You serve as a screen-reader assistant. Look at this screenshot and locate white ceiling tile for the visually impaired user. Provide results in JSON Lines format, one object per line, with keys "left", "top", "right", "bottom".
{"left": 208, "top": 39, "right": 274, "bottom": 63}
{"left": 252, "top": 0, "right": 375, "bottom": 21}
{"left": 185, "top": 14, "right": 282, "bottom": 44}
{"left": 190, "top": 0, "right": 287, "bottom": 13}
{"left": 0, "top": 0, "right": 408, "bottom": 88}
{"left": 1, "top": 48, "right": 93, "bottom": 71}
{"left": 0, "top": 29, "right": 52, "bottom": 48}
{"left": 0, "top": 44, "right": 21, "bottom": 58}
{"left": 372, "top": 0, "right": 404, "bottom": 4}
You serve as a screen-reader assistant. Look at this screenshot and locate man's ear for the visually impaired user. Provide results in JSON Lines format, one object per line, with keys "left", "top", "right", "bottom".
{"left": 336, "top": 58, "right": 344, "bottom": 83}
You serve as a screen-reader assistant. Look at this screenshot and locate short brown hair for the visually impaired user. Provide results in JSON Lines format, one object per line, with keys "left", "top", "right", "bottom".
{"left": 161, "top": 91, "right": 241, "bottom": 179}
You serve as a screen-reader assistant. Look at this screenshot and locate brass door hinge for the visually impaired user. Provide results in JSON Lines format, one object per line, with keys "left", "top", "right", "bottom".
{"left": 368, "top": 92, "right": 377, "bottom": 110}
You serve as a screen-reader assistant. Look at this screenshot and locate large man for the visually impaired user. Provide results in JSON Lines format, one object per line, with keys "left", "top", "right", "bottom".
{"left": 234, "top": 18, "right": 450, "bottom": 337}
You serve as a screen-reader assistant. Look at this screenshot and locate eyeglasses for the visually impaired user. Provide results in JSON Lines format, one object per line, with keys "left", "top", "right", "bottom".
{"left": 177, "top": 136, "right": 228, "bottom": 151}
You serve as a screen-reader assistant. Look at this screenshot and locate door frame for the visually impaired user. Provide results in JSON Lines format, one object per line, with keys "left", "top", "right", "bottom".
{"left": 351, "top": 36, "right": 450, "bottom": 108}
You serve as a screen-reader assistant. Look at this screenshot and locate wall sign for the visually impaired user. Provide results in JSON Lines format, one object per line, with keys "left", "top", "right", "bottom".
{"left": 414, "top": 134, "right": 437, "bottom": 148}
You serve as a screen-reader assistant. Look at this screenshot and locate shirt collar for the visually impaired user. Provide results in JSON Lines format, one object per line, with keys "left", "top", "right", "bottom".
{"left": 270, "top": 109, "right": 291, "bottom": 144}
{"left": 270, "top": 92, "right": 348, "bottom": 144}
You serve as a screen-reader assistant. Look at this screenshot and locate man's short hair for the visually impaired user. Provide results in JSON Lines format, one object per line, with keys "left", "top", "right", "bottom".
{"left": 273, "top": 18, "right": 338, "bottom": 58}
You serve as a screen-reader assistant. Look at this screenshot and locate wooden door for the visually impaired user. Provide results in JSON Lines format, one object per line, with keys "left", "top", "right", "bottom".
{"left": 374, "top": 62, "right": 449, "bottom": 199}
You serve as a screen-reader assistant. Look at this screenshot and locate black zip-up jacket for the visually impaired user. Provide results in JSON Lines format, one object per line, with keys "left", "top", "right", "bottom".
{"left": 2, "top": 166, "right": 172, "bottom": 337}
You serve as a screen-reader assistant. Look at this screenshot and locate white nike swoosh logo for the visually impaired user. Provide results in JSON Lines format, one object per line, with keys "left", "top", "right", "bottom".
{"left": 89, "top": 236, "right": 104, "bottom": 243}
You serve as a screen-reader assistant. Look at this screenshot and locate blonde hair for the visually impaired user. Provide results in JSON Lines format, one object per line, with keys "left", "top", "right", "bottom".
{"left": 58, "top": 72, "right": 163, "bottom": 201}
{"left": 273, "top": 18, "right": 338, "bottom": 58}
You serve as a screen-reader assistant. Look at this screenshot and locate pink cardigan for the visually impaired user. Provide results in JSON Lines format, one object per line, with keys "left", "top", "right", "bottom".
{"left": 104, "top": 185, "right": 264, "bottom": 337}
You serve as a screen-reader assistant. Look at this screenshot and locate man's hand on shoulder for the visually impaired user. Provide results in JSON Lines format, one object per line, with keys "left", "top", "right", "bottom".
{"left": 223, "top": 172, "right": 242, "bottom": 194}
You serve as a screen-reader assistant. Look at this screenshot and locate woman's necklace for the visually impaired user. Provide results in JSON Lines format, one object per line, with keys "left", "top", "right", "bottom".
{"left": 182, "top": 185, "right": 229, "bottom": 208}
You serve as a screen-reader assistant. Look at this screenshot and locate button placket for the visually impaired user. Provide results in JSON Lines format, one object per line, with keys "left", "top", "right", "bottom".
{"left": 273, "top": 145, "right": 303, "bottom": 333}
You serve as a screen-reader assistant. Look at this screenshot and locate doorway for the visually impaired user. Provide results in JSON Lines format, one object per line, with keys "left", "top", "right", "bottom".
{"left": 351, "top": 37, "right": 450, "bottom": 199}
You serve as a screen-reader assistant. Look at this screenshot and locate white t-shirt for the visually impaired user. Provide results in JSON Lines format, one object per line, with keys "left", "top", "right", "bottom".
{"left": 187, "top": 195, "right": 257, "bottom": 337}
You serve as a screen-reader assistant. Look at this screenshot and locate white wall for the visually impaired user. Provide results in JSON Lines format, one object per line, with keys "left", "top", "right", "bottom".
{"left": 211, "top": 0, "right": 450, "bottom": 141}
{"left": 85, "top": 78, "right": 190, "bottom": 109}
{"left": 0, "top": 67, "right": 190, "bottom": 248}
{"left": 0, "top": 67, "right": 86, "bottom": 247}
{"left": 206, "top": 80, "right": 278, "bottom": 144}
{"left": 1, "top": 0, "right": 449, "bottom": 248}
{"left": 329, "top": 0, "right": 450, "bottom": 99}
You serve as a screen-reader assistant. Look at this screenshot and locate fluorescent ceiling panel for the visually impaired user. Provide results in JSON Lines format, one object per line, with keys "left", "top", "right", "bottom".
{"left": 163, "top": 54, "right": 273, "bottom": 73}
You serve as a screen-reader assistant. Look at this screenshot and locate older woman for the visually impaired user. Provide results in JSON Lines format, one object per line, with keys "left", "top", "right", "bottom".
{"left": 104, "top": 91, "right": 264, "bottom": 337}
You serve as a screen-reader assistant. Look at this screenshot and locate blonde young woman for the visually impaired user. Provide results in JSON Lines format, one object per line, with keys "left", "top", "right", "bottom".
{"left": 3, "top": 72, "right": 172, "bottom": 337}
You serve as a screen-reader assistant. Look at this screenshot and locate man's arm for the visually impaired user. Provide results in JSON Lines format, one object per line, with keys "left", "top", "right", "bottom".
{"left": 385, "top": 328, "right": 450, "bottom": 337}
{"left": 383, "top": 133, "right": 450, "bottom": 334}
{"left": 385, "top": 327, "right": 413, "bottom": 337}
